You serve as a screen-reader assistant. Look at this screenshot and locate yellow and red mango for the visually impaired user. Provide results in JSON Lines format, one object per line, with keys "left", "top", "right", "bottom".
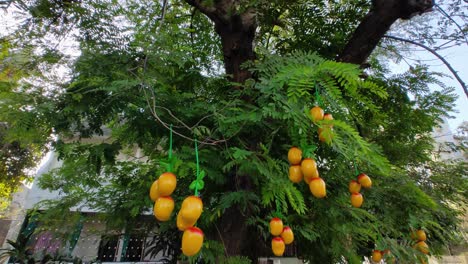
{"left": 351, "top": 192, "right": 363, "bottom": 208}
{"left": 153, "top": 196, "right": 174, "bottom": 221}
{"left": 415, "top": 241, "right": 429, "bottom": 254}
{"left": 182, "top": 227, "right": 204, "bottom": 257}
{"left": 288, "top": 147, "right": 302, "bottom": 165}
{"left": 301, "top": 158, "right": 318, "bottom": 180}
{"left": 348, "top": 180, "right": 361, "bottom": 194}
{"left": 310, "top": 106, "right": 324, "bottom": 123}
{"left": 271, "top": 237, "right": 285, "bottom": 257}
{"left": 309, "top": 177, "right": 326, "bottom": 198}
{"left": 416, "top": 229, "right": 427, "bottom": 241}
{"left": 280, "top": 226, "right": 294, "bottom": 245}
{"left": 177, "top": 212, "right": 196, "bottom": 231}
{"left": 180, "top": 196, "right": 203, "bottom": 223}
{"left": 288, "top": 165, "right": 303, "bottom": 183}
{"left": 269, "top": 218, "right": 283, "bottom": 236}
{"left": 357, "top": 173, "right": 372, "bottom": 188}
{"left": 371, "top": 250, "right": 382, "bottom": 263}
{"left": 158, "top": 172, "right": 177, "bottom": 196}
{"left": 149, "top": 179, "right": 159, "bottom": 201}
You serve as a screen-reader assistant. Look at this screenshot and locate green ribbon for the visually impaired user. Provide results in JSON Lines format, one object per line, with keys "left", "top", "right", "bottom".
{"left": 168, "top": 124, "right": 173, "bottom": 172}
{"left": 194, "top": 139, "right": 200, "bottom": 196}
{"left": 353, "top": 161, "right": 359, "bottom": 177}
{"left": 315, "top": 83, "right": 322, "bottom": 106}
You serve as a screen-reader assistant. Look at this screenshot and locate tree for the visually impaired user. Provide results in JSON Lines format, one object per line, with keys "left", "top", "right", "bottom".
{"left": 1, "top": 0, "right": 467, "bottom": 263}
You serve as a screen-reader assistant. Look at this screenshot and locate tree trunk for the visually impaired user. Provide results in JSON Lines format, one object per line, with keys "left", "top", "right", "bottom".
{"left": 216, "top": 21, "right": 256, "bottom": 84}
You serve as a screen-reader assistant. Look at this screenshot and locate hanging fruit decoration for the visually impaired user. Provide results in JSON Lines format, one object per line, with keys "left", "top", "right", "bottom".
{"left": 288, "top": 147, "right": 303, "bottom": 165}
{"left": 350, "top": 192, "right": 363, "bottom": 208}
{"left": 182, "top": 227, "right": 204, "bottom": 257}
{"left": 310, "top": 106, "right": 324, "bottom": 123}
{"left": 357, "top": 173, "right": 372, "bottom": 188}
{"left": 288, "top": 165, "right": 303, "bottom": 183}
{"left": 411, "top": 229, "right": 430, "bottom": 255}
{"left": 323, "top": 113, "right": 333, "bottom": 122}
{"left": 309, "top": 177, "right": 326, "bottom": 198}
{"left": 153, "top": 196, "right": 175, "bottom": 221}
{"left": 268, "top": 217, "right": 295, "bottom": 256}
{"left": 414, "top": 241, "right": 429, "bottom": 254}
{"left": 415, "top": 229, "right": 427, "bottom": 241}
{"left": 151, "top": 125, "right": 177, "bottom": 222}
{"left": 318, "top": 111, "right": 334, "bottom": 144}
{"left": 180, "top": 196, "right": 203, "bottom": 224}
{"left": 178, "top": 139, "right": 206, "bottom": 257}
{"left": 269, "top": 218, "right": 284, "bottom": 236}
{"left": 271, "top": 237, "right": 286, "bottom": 257}
{"left": 371, "top": 250, "right": 382, "bottom": 263}
{"left": 177, "top": 212, "right": 196, "bottom": 231}
{"left": 280, "top": 226, "right": 294, "bottom": 245}
{"left": 149, "top": 180, "right": 159, "bottom": 202}
{"left": 158, "top": 172, "right": 177, "bottom": 196}
{"left": 301, "top": 158, "right": 319, "bottom": 183}
{"left": 348, "top": 180, "right": 361, "bottom": 194}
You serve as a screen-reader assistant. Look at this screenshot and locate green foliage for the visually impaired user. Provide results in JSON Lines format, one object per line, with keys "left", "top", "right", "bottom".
{"left": 1, "top": 1, "right": 466, "bottom": 263}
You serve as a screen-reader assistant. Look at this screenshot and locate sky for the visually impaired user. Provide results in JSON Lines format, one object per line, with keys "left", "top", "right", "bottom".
{"left": 390, "top": 44, "right": 468, "bottom": 132}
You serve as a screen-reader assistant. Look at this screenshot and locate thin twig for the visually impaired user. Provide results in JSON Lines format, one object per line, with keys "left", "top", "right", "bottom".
{"left": 434, "top": 4, "right": 468, "bottom": 46}
{"left": 385, "top": 35, "right": 468, "bottom": 99}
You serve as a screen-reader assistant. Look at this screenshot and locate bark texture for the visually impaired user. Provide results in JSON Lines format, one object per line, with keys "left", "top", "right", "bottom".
{"left": 339, "top": 0, "right": 434, "bottom": 64}
{"left": 185, "top": 0, "right": 257, "bottom": 84}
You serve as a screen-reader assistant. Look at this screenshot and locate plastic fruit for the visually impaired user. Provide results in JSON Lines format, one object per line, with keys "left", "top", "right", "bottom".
{"left": 318, "top": 127, "right": 333, "bottom": 144}
{"left": 153, "top": 196, "right": 174, "bottom": 221}
{"left": 271, "top": 237, "right": 285, "bottom": 257}
{"left": 177, "top": 212, "right": 196, "bottom": 231}
{"left": 357, "top": 173, "right": 372, "bottom": 188}
{"left": 415, "top": 241, "right": 429, "bottom": 254}
{"left": 158, "top": 172, "right": 177, "bottom": 196}
{"left": 310, "top": 106, "right": 324, "bottom": 122}
{"left": 288, "top": 147, "right": 302, "bottom": 165}
{"left": 149, "top": 180, "right": 159, "bottom": 201}
{"left": 180, "top": 196, "right": 203, "bottom": 223}
{"left": 182, "top": 227, "right": 204, "bottom": 256}
{"left": 416, "top": 229, "right": 427, "bottom": 241}
{"left": 269, "top": 218, "right": 283, "bottom": 236}
{"left": 371, "top": 250, "right": 382, "bottom": 262}
{"left": 351, "top": 192, "right": 363, "bottom": 208}
{"left": 288, "top": 165, "right": 303, "bottom": 183}
{"left": 349, "top": 180, "right": 361, "bottom": 193}
{"left": 309, "top": 177, "right": 326, "bottom": 198}
{"left": 301, "top": 158, "right": 318, "bottom": 180}
{"left": 281, "top": 226, "right": 294, "bottom": 244}
{"left": 323, "top": 113, "right": 333, "bottom": 121}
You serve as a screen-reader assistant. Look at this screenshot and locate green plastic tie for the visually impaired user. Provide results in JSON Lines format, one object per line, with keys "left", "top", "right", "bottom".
{"left": 167, "top": 124, "right": 173, "bottom": 172}
{"left": 353, "top": 161, "right": 359, "bottom": 177}
{"left": 194, "top": 139, "right": 200, "bottom": 196}
{"left": 315, "top": 84, "right": 322, "bottom": 106}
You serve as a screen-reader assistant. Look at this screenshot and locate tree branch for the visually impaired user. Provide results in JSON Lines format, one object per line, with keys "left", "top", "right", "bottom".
{"left": 385, "top": 35, "right": 468, "bottom": 99}
{"left": 339, "top": 0, "right": 434, "bottom": 65}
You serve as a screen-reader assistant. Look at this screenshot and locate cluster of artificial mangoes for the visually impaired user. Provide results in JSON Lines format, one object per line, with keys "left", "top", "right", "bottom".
{"left": 412, "top": 229, "right": 430, "bottom": 259}
{"left": 269, "top": 218, "right": 294, "bottom": 256}
{"left": 288, "top": 147, "right": 326, "bottom": 198}
{"left": 150, "top": 172, "right": 177, "bottom": 221}
{"left": 149, "top": 173, "right": 204, "bottom": 257}
{"left": 310, "top": 105, "right": 334, "bottom": 144}
{"left": 177, "top": 196, "right": 204, "bottom": 256}
{"left": 348, "top": 173, "right": 372, "bottom": 208}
